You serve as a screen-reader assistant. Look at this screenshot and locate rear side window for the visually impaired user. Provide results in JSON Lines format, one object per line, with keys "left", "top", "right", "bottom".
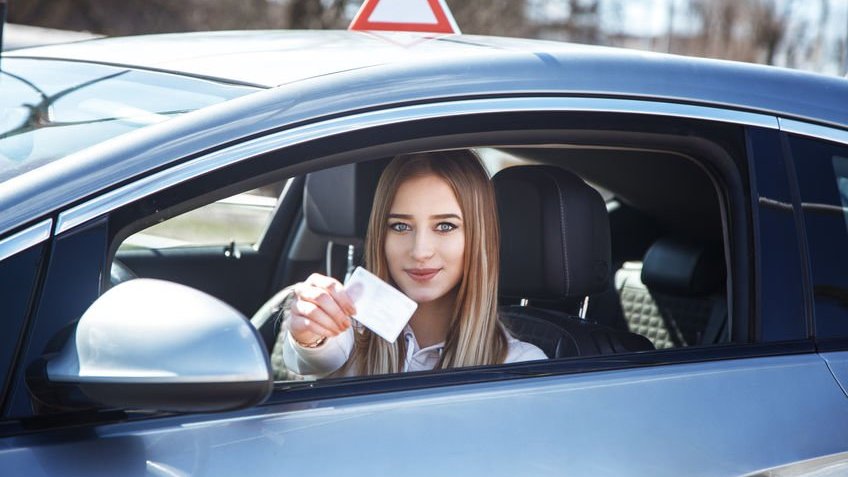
{"left": 789, "top": 135, "right": 848, "bottom": 338}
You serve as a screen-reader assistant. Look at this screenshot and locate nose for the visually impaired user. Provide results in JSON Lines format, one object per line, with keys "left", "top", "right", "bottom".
{"left": 410, "top": 229, "right": 435, "bottom": 262}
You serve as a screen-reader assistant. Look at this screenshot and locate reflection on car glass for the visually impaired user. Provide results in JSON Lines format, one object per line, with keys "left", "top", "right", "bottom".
{"left": 0, "top": 58, "right": 256, "bottom": 183}
{"left": 832, "top": 155, "right": 848, "bottom": 234}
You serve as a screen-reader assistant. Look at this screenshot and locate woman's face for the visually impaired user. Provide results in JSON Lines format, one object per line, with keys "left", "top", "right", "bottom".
{"left": 384, "top": 174, "right": 465, "bottom": 304}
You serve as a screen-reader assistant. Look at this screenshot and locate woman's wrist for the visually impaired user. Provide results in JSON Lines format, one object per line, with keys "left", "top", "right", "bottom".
{"left": 294, "top": 334, "right": 327, "bottom": 348}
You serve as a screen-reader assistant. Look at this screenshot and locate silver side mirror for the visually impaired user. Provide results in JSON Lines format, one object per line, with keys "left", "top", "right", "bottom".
{"left": 30, "top": 279, "right": 272, "bottom": 413}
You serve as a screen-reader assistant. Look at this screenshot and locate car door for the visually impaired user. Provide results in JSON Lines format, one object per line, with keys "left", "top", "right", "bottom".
{"left": 1, "top": 95, "right": 846, "bottom": 477}
{"left": 784, "top": 122, "right": 848, "bottom": 402}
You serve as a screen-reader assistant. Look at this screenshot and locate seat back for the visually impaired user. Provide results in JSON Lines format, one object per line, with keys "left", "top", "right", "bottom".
{"left": 303, "top": 159, "right": 389, "bottom": 280}
{"left": 615, "top": 237, "right": 726, "bottom": 349}
{"left": 494, "top": 166, "right": 654, "bottom": 358}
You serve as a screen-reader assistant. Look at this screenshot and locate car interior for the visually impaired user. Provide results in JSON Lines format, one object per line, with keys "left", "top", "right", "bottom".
{"left": 110, "top": 127, "right": 735, "bottom": 380}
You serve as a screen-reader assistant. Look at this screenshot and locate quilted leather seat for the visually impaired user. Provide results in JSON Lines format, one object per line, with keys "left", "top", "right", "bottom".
{"left": 615, "top": 237, "right": 726, "bottom": 349}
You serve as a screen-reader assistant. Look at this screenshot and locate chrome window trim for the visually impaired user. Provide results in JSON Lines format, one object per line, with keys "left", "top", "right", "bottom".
{"left": 779, "top": 117, "right": 848, "bottom": 145}
{"left": 0, "top": 219, "right": 52, "bottom": 262}
{"left": 56, "top": 96, "right": 778, "bottom": 235}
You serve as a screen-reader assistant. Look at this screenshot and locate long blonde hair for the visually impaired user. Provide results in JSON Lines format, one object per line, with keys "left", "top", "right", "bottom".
{"left": 348, "top": 150, "right": 507, "bottom": 375}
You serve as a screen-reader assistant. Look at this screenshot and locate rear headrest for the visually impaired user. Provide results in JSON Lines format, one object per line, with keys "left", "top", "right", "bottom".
{"left": 494, "top": 166, "right": 611, "bottom": 299}
{"left": 303, "top": 160, "right": 388, "bottom": 245}
{"left": 641, "top": 237, "right": 724, "bottom": 296}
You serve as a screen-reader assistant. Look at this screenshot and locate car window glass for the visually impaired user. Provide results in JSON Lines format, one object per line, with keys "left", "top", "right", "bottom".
{"left": 0, "top": 58, "right": 257, "bottom": 183}
{"left": 119, "top": 183, "right": 284, "bottom": 250}
{"left": 833, "top": 155, "right": 848, "bottom": 231}
{"left": 0, "top": 243, "right": 46, "bottom": 401}
{"left": 789, "top": 135, "right": 848, "bottom": 338}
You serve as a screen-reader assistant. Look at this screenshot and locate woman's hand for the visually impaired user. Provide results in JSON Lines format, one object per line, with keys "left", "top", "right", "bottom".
{"left": 289, "top": 273, "right": 356, "bottom": 346}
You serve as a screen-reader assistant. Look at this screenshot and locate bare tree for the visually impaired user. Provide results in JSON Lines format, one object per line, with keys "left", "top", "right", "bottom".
{"left": 528, "top": 0, "right": 603, "bottom": 44}
{"left": 685, "top": 0, "right": 799, "bottom": 65}
{"left": 6, "top": 0, "right": 845, "bottom": 75}
{"left": 8, "top": 0, "right": 288, "bottom": 35}
{"left": 447, "top": 0, "right": 529, "bottom": 37}
{"left": 287, "top": 0, "right": 351, "bottom": 29}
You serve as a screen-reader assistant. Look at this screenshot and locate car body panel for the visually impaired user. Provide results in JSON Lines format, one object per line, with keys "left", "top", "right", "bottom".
{"left": 3, "top": 31, "right": 848, "bottom": 241}
{"left": 2, "top": 354, "right": 846, "bottom": 476}
{"left": 12, "top": 30, "right": 848, "bottom": 127}
{"left": 821, "top": 351, "right": 848, "bottom": 398}
{"left": 50, "top": 96, "right": 778, "bottom": 238}
{"left": 9, "top": 30, "right": 532, "bottom": 87}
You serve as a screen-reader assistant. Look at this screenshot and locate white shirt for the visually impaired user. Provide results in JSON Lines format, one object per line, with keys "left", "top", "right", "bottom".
{"left": 282, "top": 324, "right": 547, "bottom": 378}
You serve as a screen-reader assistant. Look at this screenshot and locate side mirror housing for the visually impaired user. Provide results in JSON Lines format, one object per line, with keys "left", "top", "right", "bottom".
{"left": 29, "top": 279, "right": 273, "bottom": 413}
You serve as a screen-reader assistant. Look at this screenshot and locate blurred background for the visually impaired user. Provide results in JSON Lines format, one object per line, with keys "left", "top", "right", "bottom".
{"left": 4, "top": 0, "right": 847, "bottom": 75}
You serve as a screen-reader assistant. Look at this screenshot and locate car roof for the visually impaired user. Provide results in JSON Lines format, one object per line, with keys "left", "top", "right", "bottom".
{"left": 12, "top": 30, "right": 848, "bottom": 127}
{"left": 3, "top": 30, "right": 848, "bottom": 238}
{"left": 8, "top": 30, "right": 578, "bottom": 87}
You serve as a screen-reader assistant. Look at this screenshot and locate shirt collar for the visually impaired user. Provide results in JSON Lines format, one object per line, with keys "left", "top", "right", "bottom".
{"left": 402, "top": 324, "right": 445, "bottom": 354}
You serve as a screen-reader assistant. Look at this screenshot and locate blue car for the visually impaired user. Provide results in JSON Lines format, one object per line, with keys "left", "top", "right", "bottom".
{"left": 1, "top": 28, "right": 848, "bottom": 476}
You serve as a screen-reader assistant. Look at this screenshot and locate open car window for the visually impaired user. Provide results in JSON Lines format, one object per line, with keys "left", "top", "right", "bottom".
{"left": 108, "top": 122, "right": 741, "bottom": 383}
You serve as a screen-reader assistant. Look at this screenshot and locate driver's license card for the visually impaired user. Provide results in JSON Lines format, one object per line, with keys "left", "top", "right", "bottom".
{"left": 344, "top": 267, "right": 417, "bottom": 343}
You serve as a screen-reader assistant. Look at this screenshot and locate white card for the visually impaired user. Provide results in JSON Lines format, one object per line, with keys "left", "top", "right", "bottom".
{"left": 344, "top": 266, "right": 418, "bottom": 343}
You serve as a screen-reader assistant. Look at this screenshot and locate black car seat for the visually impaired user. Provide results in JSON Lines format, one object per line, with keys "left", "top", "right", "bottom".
{"left": 300, "top": 160, "right": 391, "bottom": 283}
{"left": 614, "top": 237, "right": 727, "bottom": 349}
{"left": 253, "top": 160, "right": 388, "bottom": 379}
{"left": 493, "top": 166, "right": 654, "bottom": 358}
{"left": 251, "top": 161, "right": 384, "bottom": 339}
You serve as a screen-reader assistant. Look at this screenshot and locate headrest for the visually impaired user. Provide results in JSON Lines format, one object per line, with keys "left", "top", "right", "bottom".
{"left": 494, "top": 166, "right": 610, "bottom": 299}
{"left": 303, "top": 160, "right": 388, "bottom": 245}
{"left": 641, "top": 237, "right": 724, "bottom": 296}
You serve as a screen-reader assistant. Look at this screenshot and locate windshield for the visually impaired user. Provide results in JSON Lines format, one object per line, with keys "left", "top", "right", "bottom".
{"left": 0, "top": 58, "right": 258, "bottom": 183}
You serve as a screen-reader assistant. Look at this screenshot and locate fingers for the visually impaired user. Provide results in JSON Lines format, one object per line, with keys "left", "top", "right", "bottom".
{"left": 305, "top": 273, "right": 357, "bottom": 316}
{"left": 290, "top": 274, "right": 356, "bottom": 339}
{"left": 290, "top": 298, "right": 344, "bottom": 338}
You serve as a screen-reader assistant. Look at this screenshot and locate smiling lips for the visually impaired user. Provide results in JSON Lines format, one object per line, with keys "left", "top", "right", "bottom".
{"left": 405, "top": 268, "right": 441, "bottom": 282}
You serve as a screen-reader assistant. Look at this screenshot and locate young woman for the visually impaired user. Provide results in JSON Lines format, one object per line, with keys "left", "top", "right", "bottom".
{"left": 280, "top": 150, "right": 546, "bottom": 377}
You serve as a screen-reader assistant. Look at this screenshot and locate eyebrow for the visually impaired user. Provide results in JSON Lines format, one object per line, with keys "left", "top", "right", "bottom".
{"left": 388, "top": 213, "right": 462, "bottom": 220}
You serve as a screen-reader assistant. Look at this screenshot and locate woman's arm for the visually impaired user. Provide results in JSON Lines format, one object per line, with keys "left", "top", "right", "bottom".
{"left": 281, "top": 325, "right": 354, "bottom": 377}
{"left": 274, "top": 273, "right": 357, "bottom": 378}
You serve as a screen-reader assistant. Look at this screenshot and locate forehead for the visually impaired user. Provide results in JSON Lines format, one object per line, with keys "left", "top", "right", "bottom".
{"left": 390, "top": 174, "right": 461, "bottom": 214}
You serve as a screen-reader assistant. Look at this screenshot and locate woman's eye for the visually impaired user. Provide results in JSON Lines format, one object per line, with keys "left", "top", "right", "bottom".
{"left": 389, "top": 222, "right": 411, "bottom": 232}
{"left": 435, "top": 222, "right": 457, "bottom": 233}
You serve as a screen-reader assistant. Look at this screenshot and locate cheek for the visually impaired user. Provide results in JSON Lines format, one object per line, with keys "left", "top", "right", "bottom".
{"left": 383, "top": 235, "right": 404, "bottom": 268}
{"left": 446, "top": 233, "right": 465, "bottom": 264}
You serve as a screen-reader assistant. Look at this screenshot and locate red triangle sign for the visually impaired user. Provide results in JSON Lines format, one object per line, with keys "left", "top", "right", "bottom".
{"left": 349, "top": 0, "right": 461, "bottom": 34}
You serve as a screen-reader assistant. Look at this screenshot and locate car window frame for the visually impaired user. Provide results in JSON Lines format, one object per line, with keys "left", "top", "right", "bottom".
{"left": 4, "top": 96, "right": 814, "bottom": 419}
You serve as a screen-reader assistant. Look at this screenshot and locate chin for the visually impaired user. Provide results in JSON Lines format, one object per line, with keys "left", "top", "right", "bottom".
{"left": 402, "top": 289, "right": 441, "bottom": 304}
{"left": 404, "top": 281, "right": 462, "bottom": 304}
